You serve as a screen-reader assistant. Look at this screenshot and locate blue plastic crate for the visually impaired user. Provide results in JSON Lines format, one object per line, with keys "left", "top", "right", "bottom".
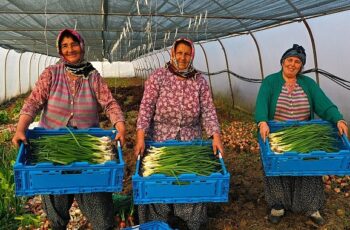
{"left": 122, "top": 221, "right": 172, "bottom": 230}
{"left": 258, "top": 119, "right": 350, "bottom": 176}
{"left": 14, "top": 127, "right": 125, "bottom": 196}
{"left": 132, "top": 140, "right": 230, "bottom": 204}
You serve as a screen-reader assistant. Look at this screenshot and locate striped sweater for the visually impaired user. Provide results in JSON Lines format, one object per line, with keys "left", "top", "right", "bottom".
{"left": 274, "top": 84, "right": 310, "bottom": 121}
{"left": 39, "top": 63, "right": 99, "bottom": 128}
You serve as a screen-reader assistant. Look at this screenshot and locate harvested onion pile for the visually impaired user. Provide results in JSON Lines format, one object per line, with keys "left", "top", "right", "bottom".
{"left": 221, "top": 121, "right": 259, "bottom": 153}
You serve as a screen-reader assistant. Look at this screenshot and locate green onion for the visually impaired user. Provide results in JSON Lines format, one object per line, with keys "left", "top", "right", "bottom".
{"left": 141, "top": 145, "right": 222, "bottom": 177}
{"left": 269, "top": 124, "right": 338, "bottom": 154}
{"left": 29, "top": 134, "right": 115, "bottom": 165}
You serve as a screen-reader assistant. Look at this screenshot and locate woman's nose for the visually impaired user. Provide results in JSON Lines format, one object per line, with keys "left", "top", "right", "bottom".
{"left": 289, "top": 61, "right": 296, "bottom": 66}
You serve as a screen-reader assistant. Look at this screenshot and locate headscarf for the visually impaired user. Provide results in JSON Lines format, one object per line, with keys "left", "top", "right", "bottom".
{"left": 56, "top": 29, "right": 95, "bottom": 77}
{"left": 166, "top": 37, "right": 198, "bottom": 79}
{"left": 280, "top": 44, "right": 306, "bottom": 66}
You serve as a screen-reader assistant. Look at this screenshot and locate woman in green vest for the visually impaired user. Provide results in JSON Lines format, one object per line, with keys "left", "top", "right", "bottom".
{"left": 255, "top": 44, "right": 348, "bottom": 226}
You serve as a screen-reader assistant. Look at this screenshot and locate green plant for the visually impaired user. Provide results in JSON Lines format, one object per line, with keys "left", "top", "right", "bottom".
{"left": 34, "top": 115, "right": 41, "bottom": 122}
{"left": 9, "top": 100, "right": 24, "bottom": 120}
{"left": 0, "top": 145, "right": 27, "bottom": 229}
{"left": 0, "top": 130, "right": 12, "bottom": 144}
{"left": 0, "top": 111, "right": 10, "bottom": 124}
{"left": 15, "top": 213, "right": 41, "bottom": 228}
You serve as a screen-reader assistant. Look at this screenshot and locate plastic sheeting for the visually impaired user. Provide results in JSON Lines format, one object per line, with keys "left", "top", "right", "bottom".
{"left": 0, "top": 47, "right": 58, "bottom": 104}
{"left": 91, "top": 62, "right": 135, "bottom": 78}
{"left": 134, "top": 11, "right": 350, "bottom": 121}
{"left": 1, "top": 0, "right": 350, "bottom": 61}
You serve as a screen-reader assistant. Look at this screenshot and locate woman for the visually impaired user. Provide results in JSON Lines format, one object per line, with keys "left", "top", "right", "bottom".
{"left": 134, "top": 37, "right": 224, "bottom": 230}
{"left": 12, "top": 29, "right": 126, "bottom": 230}
{"left": 255, "top": 44, "right": 348, "bottom": 225}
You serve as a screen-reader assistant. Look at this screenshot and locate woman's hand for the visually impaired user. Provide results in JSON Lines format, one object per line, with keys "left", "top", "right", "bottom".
{"left": 212, "top": 133, "right": 224, "bottom": 157}
{"left": 259, "top": 121, "right": 270, "bottom": 142}
{"left": 12, "top": 114, "right": 32, "bottom": 148}
{"left": 134, "top": 129, "right": 146, "bottom": 157}
{"left": 337, "top": 120, "right": 348, "bottom": 138}
{"left": 12, "top": 130, "right": 27, "bottom": 148}
{"left": 115, "top": 122, "right": 126, "bottom": 147}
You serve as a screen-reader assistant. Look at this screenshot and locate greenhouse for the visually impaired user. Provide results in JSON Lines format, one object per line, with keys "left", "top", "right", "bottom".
{"left": 1, "top": 0, "right": 350, "bottom": 229}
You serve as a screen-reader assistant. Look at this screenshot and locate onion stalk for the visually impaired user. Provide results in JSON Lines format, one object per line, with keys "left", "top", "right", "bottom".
{"left": 142, "top": 145, "right": 222, "bottom": 177}
{"left": 269, "top": 124, "right": 338, "bottom": 154}
{"left": 29, "top": 133, "right": 115, "bottom": 165}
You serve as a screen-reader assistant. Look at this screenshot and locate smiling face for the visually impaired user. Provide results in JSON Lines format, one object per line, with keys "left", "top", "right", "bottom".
{"left": 173, "top": 42, "right": 192, "bottom": 71}
{"left": 282, "top": 56, "right": 303, "bottom": 79}
{"left": 60, "top": 36, "right": 82, "bottom": 64}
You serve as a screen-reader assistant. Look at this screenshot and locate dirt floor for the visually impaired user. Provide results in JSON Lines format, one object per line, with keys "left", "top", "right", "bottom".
{"left": 2, "top": 77, "right": 350, "bottom": 229}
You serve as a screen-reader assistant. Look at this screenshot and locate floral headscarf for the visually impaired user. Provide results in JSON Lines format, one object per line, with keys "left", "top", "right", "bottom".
{"left": 56, "top": 29, "right": 95, "bottom": 77}
{"left": 167, "top": 37, "right": 198, "bottom": 79}
{"left": 56, "top": 29, "right": 85, "bottom": 63}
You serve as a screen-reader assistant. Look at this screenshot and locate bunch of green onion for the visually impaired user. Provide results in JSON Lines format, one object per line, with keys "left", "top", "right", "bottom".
{"left": 29, "top": 133, "right": 115, "bottom": 165}
{"left": 269, "top": 124, "right": 338, "bottom": 154}
{"left": 141, "top": 145, "right": 221, "bottom": 177}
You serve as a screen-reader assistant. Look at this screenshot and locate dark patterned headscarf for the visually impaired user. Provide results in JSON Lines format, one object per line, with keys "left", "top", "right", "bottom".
{"left": 56, "top": 29, "right": 95, "bottom": 77}
{"left": 166, "top": 37, "right": 198, "bottom": 79}
{"left": 280, "top": 44, "right": 306, "bottom": 66}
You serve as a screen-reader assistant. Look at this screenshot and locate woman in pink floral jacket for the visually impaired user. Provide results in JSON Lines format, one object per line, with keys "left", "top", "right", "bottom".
{"left": 134, "top": 37, "right": 224, "bottom": 230}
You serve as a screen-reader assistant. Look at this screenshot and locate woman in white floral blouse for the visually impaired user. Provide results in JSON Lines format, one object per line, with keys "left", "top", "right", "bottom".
{"left": 134, "top": 37, "right": 224, "bottom": 230}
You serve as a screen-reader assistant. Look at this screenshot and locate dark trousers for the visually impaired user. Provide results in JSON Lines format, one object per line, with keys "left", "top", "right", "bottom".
{"left": 42, "top": 192, "right": 114, "bottom": 230}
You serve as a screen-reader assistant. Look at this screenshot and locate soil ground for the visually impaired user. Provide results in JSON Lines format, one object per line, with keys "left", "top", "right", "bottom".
{"left": 2, "top": 77, "right": 350, "bottom": 230}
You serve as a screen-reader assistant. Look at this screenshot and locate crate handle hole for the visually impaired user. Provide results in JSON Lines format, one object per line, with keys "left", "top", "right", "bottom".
{"left": 172, "top": 181, "right": 191, "bottom": 185}
{"left": 302, "top": 157, "right": 320, "bottom": 161}
{"left": 61, "top": 170, "right": 82, "bottom": 175}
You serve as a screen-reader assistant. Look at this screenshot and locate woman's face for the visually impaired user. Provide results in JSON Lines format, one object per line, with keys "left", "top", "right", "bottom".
{"left": 60, "top": 36, "right": 82, "bottom": 64}
{"left": 282, "top": 56, "right": 302, "bottom": 78}
{"left": 174, "top": 43, "right": 192, "bottom": 71}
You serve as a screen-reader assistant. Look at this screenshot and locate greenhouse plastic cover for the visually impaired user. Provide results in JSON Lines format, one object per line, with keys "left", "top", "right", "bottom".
{"left": 1, "top": 0, "right": 350, "bottom": 120}
{"left": 1, "top": 0, "right": 350, "bottom": 62}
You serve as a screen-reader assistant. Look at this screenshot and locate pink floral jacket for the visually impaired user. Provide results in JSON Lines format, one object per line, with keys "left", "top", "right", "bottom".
{"left": 137, "top": 67, "right": 220, "bottom": 142}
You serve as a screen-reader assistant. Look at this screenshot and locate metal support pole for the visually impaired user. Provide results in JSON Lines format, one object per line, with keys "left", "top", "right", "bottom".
{"left": 154, "top": 53, "right": 161, "bottom": 69}
{"left": 37, "top": 54, "right": 43, "bottom": 82}
{"left": 29, "top": 53, "right": 35, "bottom": 90}
{"left": 18, "top": 52, "right": 24, "bottom": 95}
{"left": 198, "top": 43, "right": 214, "bottom": 98}
{"left": 286, "top": 0, "right": 319, "bottom": 84}
{"left": 303, "top": 21, "right": 319, "bottom": 84}
{"left": 44, "top": 55, "right": 49, "bottom": 68}
{"left": 216, "top": 38, "right": 234, "bottom": 108}
{"left": 160, "top": 51, "right": 168, "bottom": 66}
{"left": 4, "top": 49, "right": 11, "bottom": 101}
